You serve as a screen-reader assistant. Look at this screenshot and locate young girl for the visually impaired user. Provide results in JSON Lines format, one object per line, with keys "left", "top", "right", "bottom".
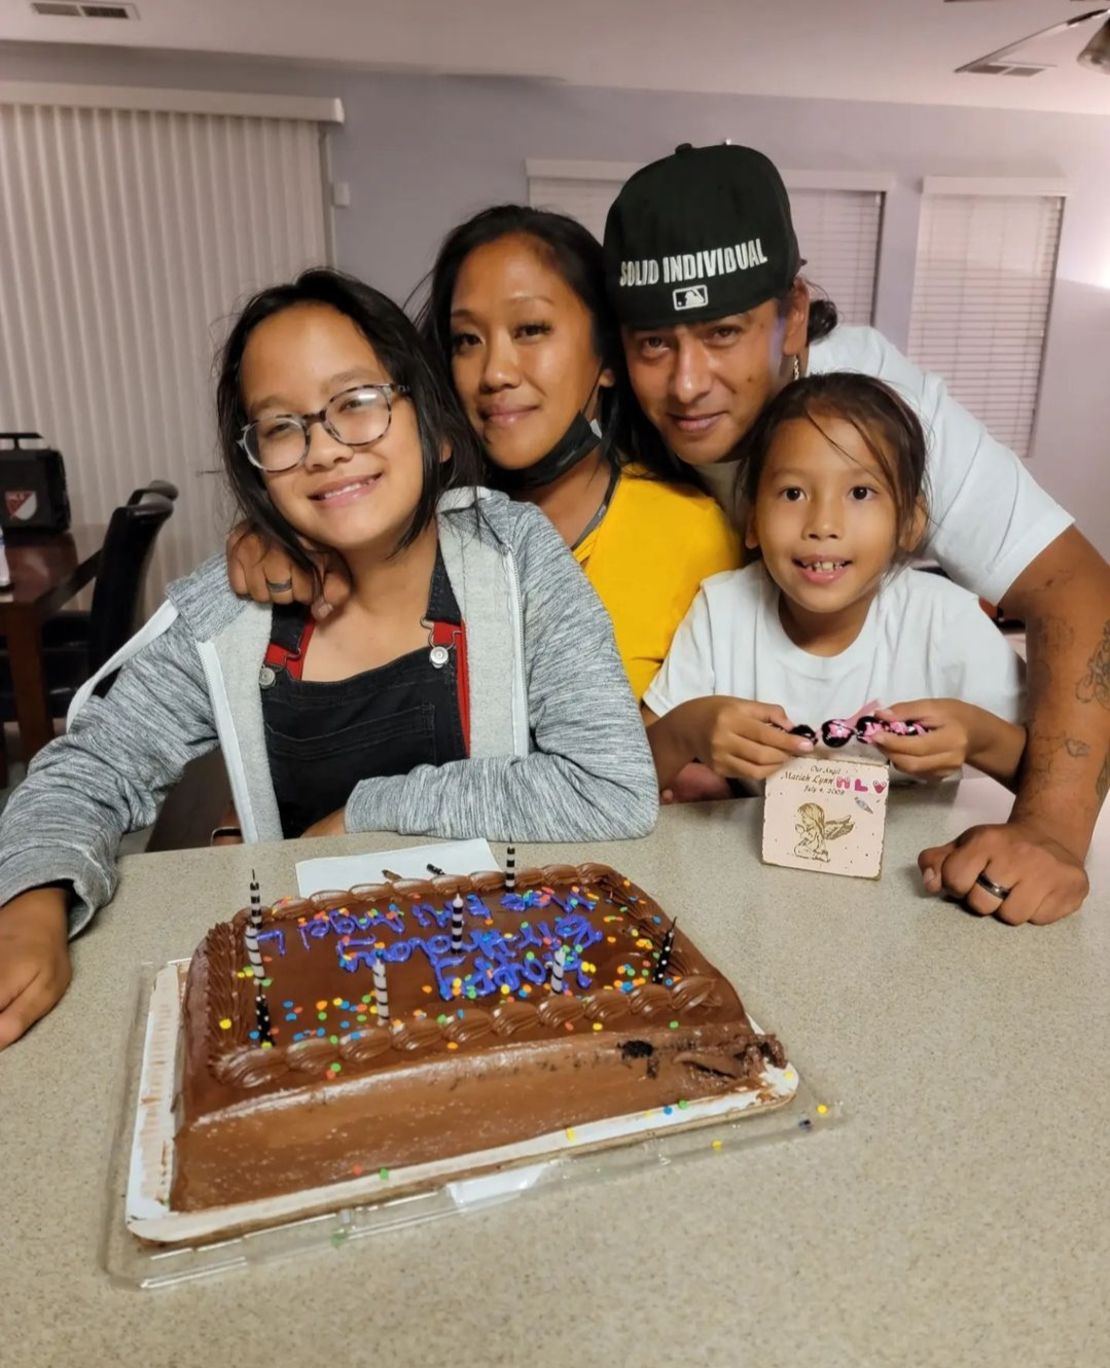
{"left": 0, "top": 269, "right": 657, "bottom": 1049}
{"left": 642, "top": 372, "right": 1026, "bottom": 791}
{"left": 229, "top": 207, "right": 739, "bottom": 704}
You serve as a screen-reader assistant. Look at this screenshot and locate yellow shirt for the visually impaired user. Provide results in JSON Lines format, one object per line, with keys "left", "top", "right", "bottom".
{"left": 573, "top": 468, "right": 741, "bottom": 701}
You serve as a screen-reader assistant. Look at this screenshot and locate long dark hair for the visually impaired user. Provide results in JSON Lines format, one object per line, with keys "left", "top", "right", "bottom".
{"left": 216, "top": 268, "right": 483, "bottom": 583}
{"left": 415, "top": 204, "right": 692, "bottom": 485}
{"left": 740, "top": 371, "right": 929, "bottom": 547}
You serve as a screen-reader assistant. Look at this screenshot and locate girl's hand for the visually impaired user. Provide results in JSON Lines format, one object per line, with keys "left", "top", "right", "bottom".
{"left": 301, "top": 808, "right": 348, "bottom": 838}
{"left": 226, "top": 523, "right": 352, "bottom": 622}
{"left": 873, "top": 700, "right": 1026, "bottom": 788}
{"left": 661, "top": 761, "right": 733, "bottom": 804}
{"left": 693, "top": 698, "right": 812, "bottom": 782}
{"left": 0, "top": 889, "right": 72, "bottom": 1050}
{"left": 871, "top": 700, "right": 972, "bottom": 779}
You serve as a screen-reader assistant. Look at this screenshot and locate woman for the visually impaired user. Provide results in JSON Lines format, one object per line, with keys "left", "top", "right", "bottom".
{"left": 231, "top": 207, "right": 740, "bottom": 702}
{"left": 0, "top": 269, "right": 656, "bottom": 1049}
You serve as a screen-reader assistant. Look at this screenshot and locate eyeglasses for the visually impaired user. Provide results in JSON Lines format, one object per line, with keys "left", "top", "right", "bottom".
{"left": 238, "top": 383, "right": 411, "bottom": 473}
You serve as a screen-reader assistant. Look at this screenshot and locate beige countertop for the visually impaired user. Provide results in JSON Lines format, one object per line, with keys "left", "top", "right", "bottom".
{"left": 1, "top": 778, "right": 1107, "bottom": 1367}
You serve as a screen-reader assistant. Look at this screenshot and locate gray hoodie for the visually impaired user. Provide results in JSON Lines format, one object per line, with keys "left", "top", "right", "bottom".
{"left": 0, "top": 488, "right": 658, "bottom": 933}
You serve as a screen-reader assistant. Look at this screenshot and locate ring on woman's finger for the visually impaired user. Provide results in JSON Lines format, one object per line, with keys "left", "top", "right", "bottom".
{"left": 264, "top": 577, "right": 294, "bottom": 594}
{"left": 974, "top": 871, "right": 1012, "bottom": 901}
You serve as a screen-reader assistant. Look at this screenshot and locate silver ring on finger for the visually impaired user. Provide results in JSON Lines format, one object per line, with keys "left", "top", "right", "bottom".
{"left": 264, "top": 577, "right": 294, "bottom": 594}
{"left": 975, "top": 871, "right": 1012, "bottom": 901}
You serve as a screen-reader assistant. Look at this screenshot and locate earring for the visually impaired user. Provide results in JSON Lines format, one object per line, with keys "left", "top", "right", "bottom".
{"left": 791, "top": 354, "right": 801, "bottom": 383}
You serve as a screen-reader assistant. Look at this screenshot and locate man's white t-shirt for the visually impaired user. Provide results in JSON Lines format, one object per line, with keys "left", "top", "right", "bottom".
{"left": 642, "top": 564, "right": 1025, "bottom": 729}
{"left": 696, "top": 326, "right": 1073, "bottom": 607}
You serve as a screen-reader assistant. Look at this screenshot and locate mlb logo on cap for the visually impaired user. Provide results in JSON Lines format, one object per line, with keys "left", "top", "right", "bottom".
{"left": 604, "top": 143, "right": 802, "bottom": 329}
{"left": 673, "top": 284, "right": 708, "bottom": 311}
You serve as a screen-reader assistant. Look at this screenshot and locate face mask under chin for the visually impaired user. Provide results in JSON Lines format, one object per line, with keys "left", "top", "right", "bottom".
{"left": 491, "top": 412, "right": 604, "bottom": 493}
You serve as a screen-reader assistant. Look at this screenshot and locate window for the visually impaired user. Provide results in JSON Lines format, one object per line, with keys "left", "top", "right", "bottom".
{"left": 0, "top": 86, "right": 340, "bottom": 600}
{"left": 908, "top": 180, "right": 1065, "bottom": 459}
{"left": 527, "top": 160, "right": 886, "bottom": 326}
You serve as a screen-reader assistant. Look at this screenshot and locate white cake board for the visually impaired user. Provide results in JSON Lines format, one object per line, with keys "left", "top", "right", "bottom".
{"left": 126, "top": 960, "right": 800, "bottom": 1248}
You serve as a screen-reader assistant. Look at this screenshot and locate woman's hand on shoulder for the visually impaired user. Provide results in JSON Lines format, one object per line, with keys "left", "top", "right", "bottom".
{"left": 226, "top": 522, "right": 352, "bottom": 622}
{"left": 0, "top": 888, "right": 72, "bottom": 1050}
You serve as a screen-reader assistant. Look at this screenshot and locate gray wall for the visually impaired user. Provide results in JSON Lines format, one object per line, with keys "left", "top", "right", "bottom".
{"left": 5, "top": 43, "right": 1109, "bottom": 554}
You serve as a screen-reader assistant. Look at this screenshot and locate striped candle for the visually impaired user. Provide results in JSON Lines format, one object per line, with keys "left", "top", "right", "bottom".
{"left": 246, "top": 871, "right": 265, "bottom": 980}
{"left": 250, "top": 869, "right": 262, "bottom": 930}
{"left": 550, "top": 945, "right": 567, "bottom": 994}
{"left": 651, "top": 920, "right": 678, "bottom": 984}
{"left": 373, "top": 953, "right": 390, "bottom": 1023}
{"left": 246, "top": 871, "right": 273, "bottom": 1044}
{"left": 505, "top": 845, "right": 517, "bottom": 890}
{"left": 450, "top": 892, "right": 465, "bottom": 952}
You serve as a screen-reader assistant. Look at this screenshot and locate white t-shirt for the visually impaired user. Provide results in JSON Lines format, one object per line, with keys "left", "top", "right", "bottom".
{"left": 696, "top": 326, "right": 1073, "bottom": 607}
{"left": 642, "top": 563, "right": 1025, "bottom": 728}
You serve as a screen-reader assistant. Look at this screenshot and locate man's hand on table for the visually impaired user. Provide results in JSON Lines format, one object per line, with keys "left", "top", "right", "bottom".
{"left": 918, "top": 820, "right": 1089, "bottom": 925}
{"left": 0, "top": 888, "right": 71, "bottom": 1049}
{"left": 946, "top": 525, "right": 1110, "bottom": 925}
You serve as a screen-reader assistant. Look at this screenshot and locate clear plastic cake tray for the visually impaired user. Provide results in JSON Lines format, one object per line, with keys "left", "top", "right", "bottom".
{"left": 102, "top": 960, "right": 842, "bottom": 1289}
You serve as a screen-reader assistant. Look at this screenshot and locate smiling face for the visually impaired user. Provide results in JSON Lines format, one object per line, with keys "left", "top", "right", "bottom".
{"left": 746, "top": 412, "right": 913, "bottom": 627}
{"left": 620, "top": 288, "right": 808, "bottom": 466}
{"left": 239, "top": 303, "right": 425, "bottom": 557}
{"left": 448, "top": 234, "right": 612, "bottom": 472}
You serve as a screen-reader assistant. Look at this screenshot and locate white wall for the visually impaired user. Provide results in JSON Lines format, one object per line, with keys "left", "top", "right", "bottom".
{"left": 4, "top": 43, "right": 1109, "bottom": 554}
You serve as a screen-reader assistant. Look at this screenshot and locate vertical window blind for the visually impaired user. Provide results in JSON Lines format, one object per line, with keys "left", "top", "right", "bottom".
{"left": 908, "top": 189, "right": 1064, "bottom": 459}
{"left": 0, "top": 98, "right": 332, "bottom": 602}
{"left": 527, "top": 173, "right": 883, "bottom": 326}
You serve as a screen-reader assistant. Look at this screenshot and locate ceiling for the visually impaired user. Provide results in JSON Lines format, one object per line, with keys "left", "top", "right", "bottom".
{"left": 2, "top": 0, "right": 1110, "bottom": 117}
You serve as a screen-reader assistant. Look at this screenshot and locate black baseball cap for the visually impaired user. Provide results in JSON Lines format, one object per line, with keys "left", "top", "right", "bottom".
{"left": 604, "top": 143, "right": 803, "bottom": 329}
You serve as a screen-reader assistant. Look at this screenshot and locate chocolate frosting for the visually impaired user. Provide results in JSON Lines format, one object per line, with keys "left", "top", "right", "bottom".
{"left": 171, "top": 864, "right": 783, "bottom": 1211}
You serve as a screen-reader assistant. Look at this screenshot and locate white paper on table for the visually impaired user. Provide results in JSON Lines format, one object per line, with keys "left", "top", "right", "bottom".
{"left": 294, "top": 838, "right": 498, "bottom": 897}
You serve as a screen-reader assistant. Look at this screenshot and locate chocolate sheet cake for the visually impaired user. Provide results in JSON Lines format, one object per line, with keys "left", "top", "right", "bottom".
{"left": 172, "top": 864, "right": 784, "bottom": 1211}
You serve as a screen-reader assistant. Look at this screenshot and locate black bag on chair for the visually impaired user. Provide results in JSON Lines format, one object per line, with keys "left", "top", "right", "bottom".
{"left": 0, "top": 432, "right": 71, "bottom": 532}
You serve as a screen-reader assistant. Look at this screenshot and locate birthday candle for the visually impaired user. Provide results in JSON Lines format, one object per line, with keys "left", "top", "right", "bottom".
{"left": 450, "top": 892, "right": 465, "bottom": 952}
{"left": 505, "top": 845, "right": 517, "bottom": 890}
{"left": 373, "top": 953, "right": 390, "bottom": 1023}
{"left": 246, "top": 871, "right": 273, "bottom": 1044}
{"left": 651, "top": 920, "right": 678, "bottom": 984}
{"left": 254, "top": 988, "right": 273, "bottom": 1045}
{"left": 246, "top": 870, "right": 264, "bottom": 979}
{"left": 550, "top": 945, "right": 567, "bottom": 994}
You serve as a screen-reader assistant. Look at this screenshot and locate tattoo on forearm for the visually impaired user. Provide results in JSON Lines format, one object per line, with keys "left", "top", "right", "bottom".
{"left": 1097, "top": 748, "right": 1110, "bottom": 805}
{"left": 1025, "top": 613, "right": 1073, "bottom": 705}
{"left": 1066, "top": 738, "right": 1092, "bottom": 758}
{"left": 1076, "top": 621, "right": 1110, "bottom": 709}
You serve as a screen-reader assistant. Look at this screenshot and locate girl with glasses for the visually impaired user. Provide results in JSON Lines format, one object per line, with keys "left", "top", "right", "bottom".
{"left": 0, "top": 269, "right": 657, "bottom": 1050}
{"left": 230, "top": 207, "right": 741, "bottom": 706}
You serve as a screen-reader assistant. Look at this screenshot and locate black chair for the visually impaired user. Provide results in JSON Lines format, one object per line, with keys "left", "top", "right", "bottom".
{"left": 0, "top": 493, "right": 175, "bottom": 724}
{"left": 128, "top": 479, "right": 179, "bottom": 506}
{"left": 36, "top": 480, "right": 179, "bottom": 657}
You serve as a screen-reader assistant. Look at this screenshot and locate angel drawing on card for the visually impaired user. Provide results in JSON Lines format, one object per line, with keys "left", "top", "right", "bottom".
{"left": 794, "top": 802, "right": 855, "bottom": 864}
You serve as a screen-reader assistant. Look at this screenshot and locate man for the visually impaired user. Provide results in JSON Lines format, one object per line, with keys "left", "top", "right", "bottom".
{"left": 604, "top": 142, "right": 1108, "bottom": 924}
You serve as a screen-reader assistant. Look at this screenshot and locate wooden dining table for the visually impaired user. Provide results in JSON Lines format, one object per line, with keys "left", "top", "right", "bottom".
{"left": 0, "top": 523, "right": 104, "bottom": 761}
